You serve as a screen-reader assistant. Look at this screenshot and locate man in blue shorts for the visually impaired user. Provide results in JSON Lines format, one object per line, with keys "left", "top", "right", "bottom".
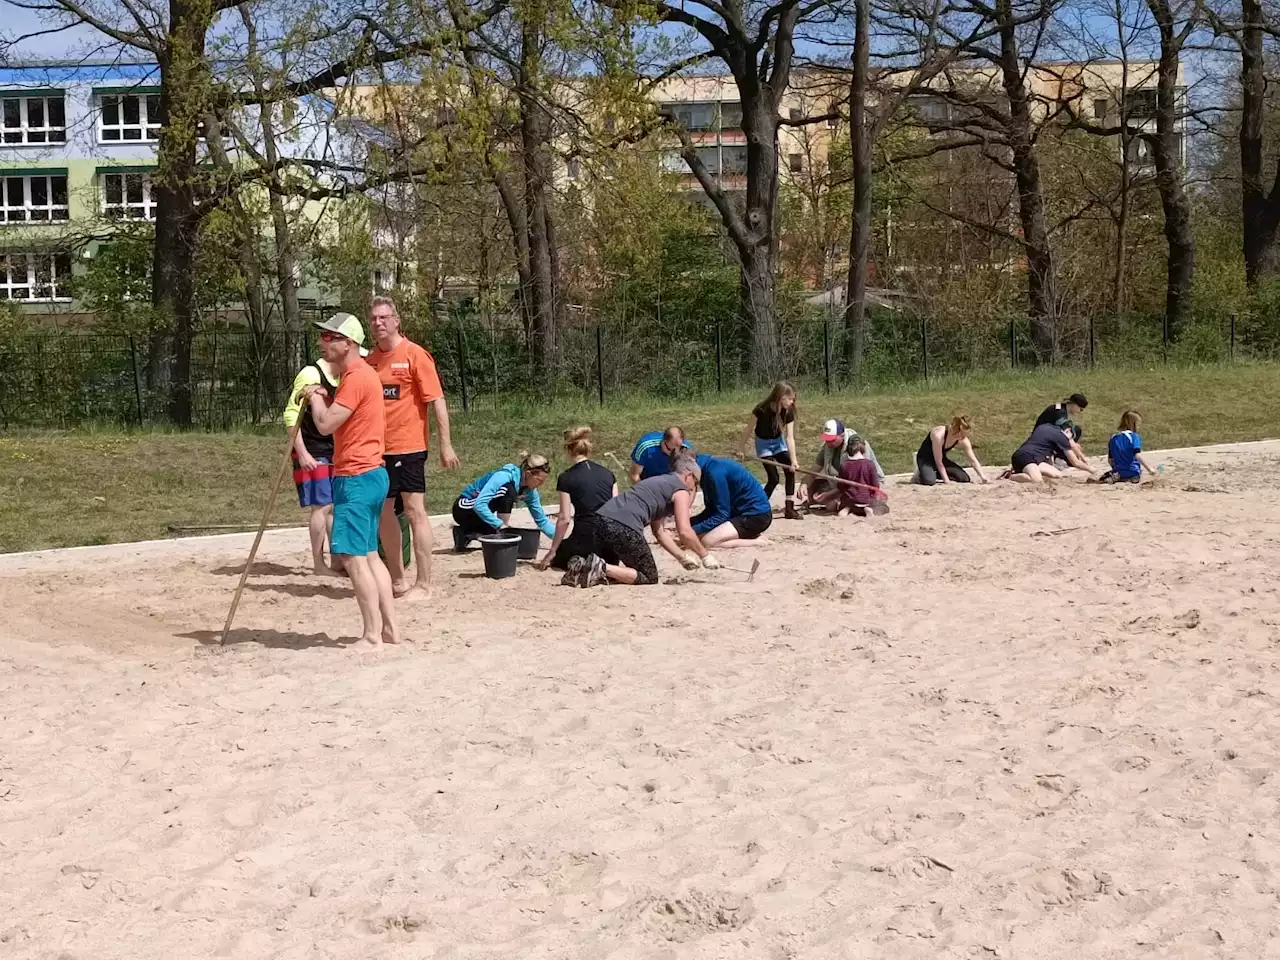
{"left": 629, "top": 426, "right": 691, "bottom": 482}
{"left": 303, "top": 313, "right": 400, "bottom": 647}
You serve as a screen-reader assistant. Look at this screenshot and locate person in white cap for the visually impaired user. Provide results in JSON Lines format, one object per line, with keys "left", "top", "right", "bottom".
{"left": 803, "top": 418, "right": 884, "bottom": 502}
{"left": 302, "top": 313, "right": 401, "bottom": 647}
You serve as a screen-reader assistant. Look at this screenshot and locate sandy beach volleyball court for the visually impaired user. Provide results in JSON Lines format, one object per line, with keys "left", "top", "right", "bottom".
{"left": 4, "top": 440, "right": 1280, "bottom": 958}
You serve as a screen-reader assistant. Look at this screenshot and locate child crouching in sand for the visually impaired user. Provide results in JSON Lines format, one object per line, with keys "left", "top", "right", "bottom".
{"left": 812, "top": 437, "right": 886, "bottom": 517}
{"left": 1094, "top": 410, "right": 1156, "bottom": 484}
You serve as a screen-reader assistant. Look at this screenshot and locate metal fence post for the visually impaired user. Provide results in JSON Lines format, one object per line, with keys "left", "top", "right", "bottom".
{"left": 822, "top": 319, "right": 831, "bottom": 394}
{"left": 1088, "top": 315, "right": 1096, "bottom": 368}
{"left": 455, "top": 324, "right": 470, "bottom": 414}
{"left": 1009, "top": 319, "right": 1016, "bottom": 368}
{"left": 595, "top": 325, "right": 605, "bottom": 406}
{"left": 715, "top": 323, "right": 723, "bottom": 393}
{"left": 1230, "top": 313, "right": 1236, "bottom": 362}
{"left": 207, "top": 325, "right": 219, "bottom": 430}
{"left": 1162, "top": 313, "right": 1169, "bottom": 364}
{"left": 129, "top": 335, "right": 144, "bottom": 425}
{"left": 920, "top": 317, "right": 929, "bottom": 381}
{"left": 35, "top": 338, "right": 46, "bottom": 413}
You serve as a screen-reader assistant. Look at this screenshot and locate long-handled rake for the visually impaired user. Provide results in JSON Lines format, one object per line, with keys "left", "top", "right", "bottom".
{"left": 741, "top": 454, "right": 889, "bottom": 501}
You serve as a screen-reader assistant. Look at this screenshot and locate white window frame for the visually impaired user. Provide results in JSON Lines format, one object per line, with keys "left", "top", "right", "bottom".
{"left": 0, "top": 251, "right": 73, "bottom": 301}
{"left": 97, "top": 92, "right": 163, "bottom": 143}
{"left": 101, "top": 171, "right": 157, "bottom": 221}
{"left": 0, "top": 174, "right": 69, "bottom": 223}
{"left": 0, "top": 94, "right": 67, "bottom": 145}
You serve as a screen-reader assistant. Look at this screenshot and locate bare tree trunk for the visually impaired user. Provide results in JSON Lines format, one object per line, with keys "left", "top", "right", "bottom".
{"left": 739, "top": 96, "right": 784, "bottom": 377}
{"left": 996, "top": 0, "right": 1057, "bottom": 360}
{"left": 152, "top": 4, "right": 213, "bottom": 426}
{"left": 519, "top": 19, "right": 558, "bottom": 373}
{"left": 1146, "top": 0, "right": 1194, "bottom": 335}
{"left": 1113, "top": 50, "right": 1132, "bottom": 313}
{"left": 844, "top": 0, "right": 872, "bottom": 380}
{"left": 1239, "top": 0, "right": 1280, "bottom": 287}
{"left": 259, "top": 104, "right": 301, "bottom": 330}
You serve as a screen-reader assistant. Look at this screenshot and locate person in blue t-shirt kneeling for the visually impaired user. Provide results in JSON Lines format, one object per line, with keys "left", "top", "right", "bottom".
{"left": 691, "top": 454, "right": 773, "bottom": 548}
{"left": 1095, "top": 410, "right": 1156, "bottom": 484}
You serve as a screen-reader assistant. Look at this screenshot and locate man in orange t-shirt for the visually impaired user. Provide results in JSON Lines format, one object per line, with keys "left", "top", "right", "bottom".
{"left": 367, "top": 295, "right": 460, "bottom": 600}
{"left": 304, "top": 313, "right": 400, "bottom": 647}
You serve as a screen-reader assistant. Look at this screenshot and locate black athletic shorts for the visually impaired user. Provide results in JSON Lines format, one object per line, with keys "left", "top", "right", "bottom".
{"left": 594, "top": 516, "right": 658, "bottom": 585}
{"left": 1011, "top": 451, "right": 1038, "bottom": 474}
{"left": 730, "top": 511, "right": 772, "bottom": 540}
{"left": 384, "top": 450, "right": 427, "bottom": 498}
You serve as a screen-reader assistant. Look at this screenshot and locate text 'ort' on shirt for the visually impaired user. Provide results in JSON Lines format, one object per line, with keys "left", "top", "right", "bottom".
{"left": 369, "top": 337, "right": 444, "bottom": 455}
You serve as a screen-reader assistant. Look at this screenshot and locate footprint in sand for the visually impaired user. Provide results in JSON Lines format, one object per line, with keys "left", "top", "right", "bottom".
{"left": 630, "top": 889, "right": 754, "bottom": 943}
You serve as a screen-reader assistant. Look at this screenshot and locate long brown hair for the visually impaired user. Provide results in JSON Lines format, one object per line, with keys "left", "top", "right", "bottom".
{"left": 1118, "top": 410, "right": 1142, "bottom": 432}
{"left": 759, "top": 381, "right": 797, "bottom": 435}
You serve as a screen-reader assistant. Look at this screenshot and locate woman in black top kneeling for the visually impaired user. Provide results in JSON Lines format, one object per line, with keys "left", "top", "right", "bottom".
{"left": 535, "top": 426, "right": 618, "bottom": 570}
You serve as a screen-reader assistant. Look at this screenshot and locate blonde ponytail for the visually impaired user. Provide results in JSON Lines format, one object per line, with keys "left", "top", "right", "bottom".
{"left": 564, "top": 426, "right": 594, "bottom": 458}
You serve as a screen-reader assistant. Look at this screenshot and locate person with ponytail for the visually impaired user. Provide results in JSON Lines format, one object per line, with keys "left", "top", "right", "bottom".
{"left": 915, "top": 415, "right": 990, "bottom": 485}
{"left": 535, "top": 426, "right": 618, "bottom": 571}
{"left": 451, "top": 452, "right": 555, "bottom": 551}
{"left": 739, "top": 381, "right": 802, "bottom": 520}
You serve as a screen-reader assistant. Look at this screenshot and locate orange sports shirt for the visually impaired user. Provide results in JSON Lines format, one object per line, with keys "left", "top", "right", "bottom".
{"left": 331, "top": 357, "right": 387, "bottom": 477}
{"left": 369, "top": 336, "right": 444, "bottom": 456}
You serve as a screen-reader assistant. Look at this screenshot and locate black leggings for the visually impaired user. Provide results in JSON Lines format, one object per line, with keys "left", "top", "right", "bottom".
{"left": 761, "top": 451, "right": 796, "bottom": 500}
{"left": 550, "top": 516, "right": 598, "bottom": 570}
{"left": 594, "top": 517, "right": 658, "bottom": 585}
{"left": 917, "top": 454, "right": 970, "bottom": 485}
{"left": 452, "top": 497, "right": 513, "bottom": 537}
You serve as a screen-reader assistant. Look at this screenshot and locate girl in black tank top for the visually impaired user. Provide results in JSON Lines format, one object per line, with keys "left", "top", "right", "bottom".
{"left": 916, "top": 415, "right": 990, "bottom": 485}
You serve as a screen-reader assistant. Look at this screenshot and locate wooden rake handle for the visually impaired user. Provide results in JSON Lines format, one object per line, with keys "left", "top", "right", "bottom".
{"left": 741, "top": 454, "right": 888, "bottom": 500}
{"left": 219, "top": 396, "right": 309, "bottom": 645}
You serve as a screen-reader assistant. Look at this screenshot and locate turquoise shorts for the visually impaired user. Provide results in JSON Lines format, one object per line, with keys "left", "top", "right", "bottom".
{"left": 331, "top": 466, "right": 389, "bottom": 557}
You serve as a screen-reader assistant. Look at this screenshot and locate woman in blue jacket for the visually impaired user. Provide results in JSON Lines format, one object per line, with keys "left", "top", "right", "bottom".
{"left": 452, "top": 453, "right": 556, "bottom": 550}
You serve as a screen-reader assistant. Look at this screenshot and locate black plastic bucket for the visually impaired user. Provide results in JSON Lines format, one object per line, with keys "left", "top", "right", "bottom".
{"left": 511, "top": 528, "right": 543, "bottom": 561}
{"left": 479, "top": 534, "right": 521, "bottom": 579}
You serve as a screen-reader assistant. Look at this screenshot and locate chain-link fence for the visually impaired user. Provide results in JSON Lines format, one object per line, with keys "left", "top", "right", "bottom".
{"left": 0, "top": 307, "right": 1271, "bottom": 429}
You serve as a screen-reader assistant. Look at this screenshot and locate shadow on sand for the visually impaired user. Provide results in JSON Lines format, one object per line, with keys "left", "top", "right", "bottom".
{"left": 210, "top": 561, "right": 304, "bottom": 578}
{"left": 180, "top": 628, "right": 356, "bottom": 650}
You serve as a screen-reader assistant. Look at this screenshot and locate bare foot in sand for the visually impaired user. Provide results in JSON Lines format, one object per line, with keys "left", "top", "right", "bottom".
{"left": 359, "top": 633, "right": 382, "bottom": 648}
{"left": 397, "top": 583, "right": 432, "bottom": 603}
{"left": 382, "top": 622, "right": 401, "bottom": 644}
{"left": 313, "top": 563, "right": 343, "bottom": 578}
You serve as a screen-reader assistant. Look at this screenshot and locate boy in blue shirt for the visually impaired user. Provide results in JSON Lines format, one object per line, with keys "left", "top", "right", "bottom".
{"left": 1098, "top": 410, "right": 1156, "bottom": 484}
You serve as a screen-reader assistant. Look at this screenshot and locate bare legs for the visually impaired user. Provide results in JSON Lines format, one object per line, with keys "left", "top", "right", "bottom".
{"left": 603, "top": 563, "right": 639, "bottom": 584}
{"left": 308, "top": 505, "right": 341, "bottom": 576}
{"left": 380, "top": 494, "right": 436, "bottom": 600}
{"left": 699, "top": 522, "right": 767, "bottom": 550}
{"left": 340, "top": 551, "right": 400, "bottom": 646}
{"left": 1009, "top": 463, "right": 1063, "bottom": 484}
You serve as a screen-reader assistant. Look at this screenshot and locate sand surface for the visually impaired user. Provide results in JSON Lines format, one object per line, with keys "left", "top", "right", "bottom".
{"left": 4, "top": 441, "right": 1280, "bottom": 958}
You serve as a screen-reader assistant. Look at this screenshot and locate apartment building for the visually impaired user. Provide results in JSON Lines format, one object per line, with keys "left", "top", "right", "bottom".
{"left": 0, "top": 60, "right": 369, "bottom": 323}
{"left": 650, "top": 71, "right": 844, "bottom": 194}
{"left": 647, "top": 61, "right": 1186, "bottom": 198}
{"left": 0, "top": 61, "right": 163, "bottom": 314}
